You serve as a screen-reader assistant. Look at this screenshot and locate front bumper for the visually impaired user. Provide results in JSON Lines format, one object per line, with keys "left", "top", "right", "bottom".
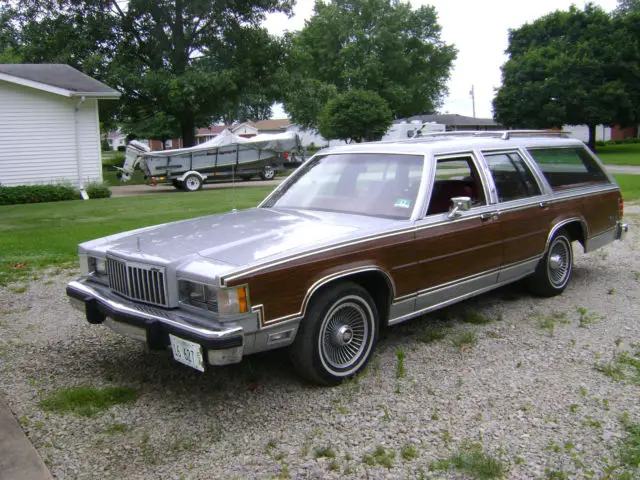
{"left": 616, "top": 221, "right": 629, "bottom": 241}
{"left": 66, "top": 279, "right": 246, "bottom": 366}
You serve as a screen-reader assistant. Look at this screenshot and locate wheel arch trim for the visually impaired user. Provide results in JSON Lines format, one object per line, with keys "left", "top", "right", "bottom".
{"left": 255, "top": 266, "right": 395, "bottom": 328}
{"left": 545, "top": 217, "right": 588, "bottom": 252}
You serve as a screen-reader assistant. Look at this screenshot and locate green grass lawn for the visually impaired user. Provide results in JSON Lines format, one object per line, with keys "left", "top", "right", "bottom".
{"left": 102, "top": 166, "right": 147, "bottom": 186}
{"left": 0, "top": 186, "right": 274, "bottom": 285}
{"left": 596, "top": 143, "right": 640, "bottom": 166}
{"left": 101, "top": 150, "right": 148, "bottom": 186}
{"left": 1, "top": 174, "right": 637, "bottom": 286}
{"left": 101, "top": 150, "right": 125, "bottom": 165}
{"left": 614, "top": 174, "right": 640, "bottom": 201}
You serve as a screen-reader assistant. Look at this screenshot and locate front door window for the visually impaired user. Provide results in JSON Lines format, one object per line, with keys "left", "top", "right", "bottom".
{"left": 427, "top": 156, "right": 487, "bottom": 216}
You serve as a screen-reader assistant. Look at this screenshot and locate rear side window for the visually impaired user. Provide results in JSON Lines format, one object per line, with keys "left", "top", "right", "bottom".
{"left": 527, "top": 147, "right": 609, "bottom": 190}
{"left": 483, "top": 152, "right": 541, "bottom": 202}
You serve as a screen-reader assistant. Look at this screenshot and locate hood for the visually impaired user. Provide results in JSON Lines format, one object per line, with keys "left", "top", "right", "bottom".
{"left": 82, "top": 208, "right": 401, "bottom": 267}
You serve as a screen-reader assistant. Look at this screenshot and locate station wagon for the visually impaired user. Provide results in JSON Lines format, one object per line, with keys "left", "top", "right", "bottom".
{"left": 67, "top": 131, "right": 628, "bottom": 384}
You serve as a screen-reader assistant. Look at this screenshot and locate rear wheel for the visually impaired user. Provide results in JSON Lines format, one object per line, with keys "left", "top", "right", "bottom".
{"left": 290, "top": 282, "right": 378, "bottom": 385}
{"left": 183, "top": 174, "right": 203, "bottom": 192}
{"left": 260, "top": 166, "right": 276, "bottom": 181}
{"left": 527, "top": 229, "right": 573, "bottom": 297}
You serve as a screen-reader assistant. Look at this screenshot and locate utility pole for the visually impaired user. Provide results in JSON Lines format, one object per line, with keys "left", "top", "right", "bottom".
{"left": 470, "top": 85, "right": 476, "bottom": 118}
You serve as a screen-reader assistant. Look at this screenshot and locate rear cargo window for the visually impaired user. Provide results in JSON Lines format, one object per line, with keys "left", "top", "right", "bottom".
{"left": 527, "top": 147, "right": 609, "bottom": 190}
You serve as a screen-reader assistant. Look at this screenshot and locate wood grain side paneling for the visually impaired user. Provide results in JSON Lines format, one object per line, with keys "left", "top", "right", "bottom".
{"left": 228, "top": 230, "right": 418, "bottom": 323}
{"left": 581, "top": 190, "right": 620, "bottom": 236}
{"left": 500, "top": 204, "right": 550, "bottom": 265}
{"left": 415, "top": 217, "right": 502, "bottom": 290}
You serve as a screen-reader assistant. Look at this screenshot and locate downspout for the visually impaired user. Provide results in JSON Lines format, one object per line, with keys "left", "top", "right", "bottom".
{"left": 74, "top": 95, "right": 88, "bottom": 199}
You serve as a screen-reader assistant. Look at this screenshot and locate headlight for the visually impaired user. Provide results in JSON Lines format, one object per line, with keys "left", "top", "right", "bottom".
{"left": 88, "top": 256, "right": 107, "bottom": 276}
{"left": 179, "top": 280, "right": 218, "bottom": 312}
{"left": 178, "top": 281, "right": 249, "bottom": 315}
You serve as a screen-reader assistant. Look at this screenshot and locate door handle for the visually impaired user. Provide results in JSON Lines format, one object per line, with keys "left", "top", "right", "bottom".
{"left": 539, "top": 201, "right": 549, "bottom": 208}
{"left": 480, "top": 211, "right": 499, "bottom": 220}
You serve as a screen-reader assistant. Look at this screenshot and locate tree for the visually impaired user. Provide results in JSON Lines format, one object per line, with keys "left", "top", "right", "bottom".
{"left": 617, "top": 0, "right": 640, "bottom": 14}
{"left": 318, "top": 89, "right": 392, "bottom": 142}
{"left": 0, "top": 6, "right": 22, "bottom": 63}
{"left": 8, "top": 0, "right": 292, "bottom": 146}
{"left": 494, "top": 5, "right": 640, "bottom": 150}
{"left": 284, "top": 0, "right": 456, "bottom": 131}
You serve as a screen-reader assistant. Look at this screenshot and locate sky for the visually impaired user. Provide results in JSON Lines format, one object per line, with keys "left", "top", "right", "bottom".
{"left": 263, "top": 0, "right": 619, "bottom": 120}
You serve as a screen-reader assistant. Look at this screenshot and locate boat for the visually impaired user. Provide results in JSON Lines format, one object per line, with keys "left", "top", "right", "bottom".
{"left": 118, "top": 129, "right": 303, "bottom": 191}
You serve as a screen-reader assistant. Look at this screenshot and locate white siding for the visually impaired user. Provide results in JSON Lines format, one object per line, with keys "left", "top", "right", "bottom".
{"left": 233, "top": 124, "right": 258, "bottom": 136}
{"left": 564, "top": 125, "right": 612, "bottom": 143}
{"left": 0, "top": 81, "right": 103, "bottom": 187}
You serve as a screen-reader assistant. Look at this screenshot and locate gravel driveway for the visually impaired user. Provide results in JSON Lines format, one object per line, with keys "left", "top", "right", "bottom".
{"left": 1, "top": 207, "right": 638, "bottom": 479}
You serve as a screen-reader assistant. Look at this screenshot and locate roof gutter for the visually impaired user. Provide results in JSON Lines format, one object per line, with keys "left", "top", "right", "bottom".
{"left": 71, "top": 91, "right": 121, "bottom": 99}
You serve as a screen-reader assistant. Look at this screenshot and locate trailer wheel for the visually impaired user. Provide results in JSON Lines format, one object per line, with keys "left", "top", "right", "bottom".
{"left": 172, "top": 180, "right": 183, "bottom": 190}
{"left": 260, "top": 166, "right": 276, "bottom": 181}
{"left": 183, "top": 174, "right": 203, "bottom": 192}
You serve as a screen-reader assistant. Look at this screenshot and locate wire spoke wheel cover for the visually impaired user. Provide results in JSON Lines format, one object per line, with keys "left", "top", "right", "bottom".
{"left": 290, "top": 282, "right": 378, "bottom": 385}
{"left": 546, "top": 235, "right": 572, "bottom": 288}
{"left": 317, "top": 294, "right": 375, "bottom": 377}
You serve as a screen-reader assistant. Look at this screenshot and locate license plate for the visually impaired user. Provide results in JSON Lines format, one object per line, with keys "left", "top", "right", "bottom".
{"left": 169, "top": 334, "right": 205, "bottom": 372}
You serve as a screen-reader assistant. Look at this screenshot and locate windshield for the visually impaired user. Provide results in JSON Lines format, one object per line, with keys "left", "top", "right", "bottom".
{"left": 263, "top": 153, "right": 424, "bottom": 219}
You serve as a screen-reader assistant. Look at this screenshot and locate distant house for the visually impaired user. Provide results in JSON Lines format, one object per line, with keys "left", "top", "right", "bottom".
{"left": 105, "top": 130, "right": 126, "bottom": 150}
{"left": 0, "top": 64, "right": 120, "bottom": 187}
{"left": 195, "top": 122, "right": 259, "bottom": 144}
{"left": 255, "top": 119, "right": 291, "bottom": 134}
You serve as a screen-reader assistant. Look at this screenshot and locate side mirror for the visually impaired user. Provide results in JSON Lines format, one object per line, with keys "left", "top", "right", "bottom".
{"left": 447, "top": 196, "right": 471, "bottom": 219}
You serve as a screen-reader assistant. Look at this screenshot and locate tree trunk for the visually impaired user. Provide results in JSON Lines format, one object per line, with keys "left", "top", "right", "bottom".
{"left": 587, "top": 123, "right": 597, "bottom": 152}
{"left": 181, "top": 116, "right": 196, "bottom": 147}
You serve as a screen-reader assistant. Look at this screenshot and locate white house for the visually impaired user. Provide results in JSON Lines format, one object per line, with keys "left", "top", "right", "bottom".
{"left": 564, "top": 125, "right": 612, "bottom": 143}
{"left": 0, "top": 64, "right": 120, "bottom": 187}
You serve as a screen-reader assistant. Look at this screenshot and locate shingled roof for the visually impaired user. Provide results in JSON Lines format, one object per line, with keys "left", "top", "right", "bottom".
{"left": 0, "top": 64, "right": 120, "bottom": 98}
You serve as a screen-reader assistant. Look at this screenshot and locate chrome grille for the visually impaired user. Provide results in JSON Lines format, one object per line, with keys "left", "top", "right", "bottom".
{"left": 106, "top": 258, "right": 168, "bottom": 307}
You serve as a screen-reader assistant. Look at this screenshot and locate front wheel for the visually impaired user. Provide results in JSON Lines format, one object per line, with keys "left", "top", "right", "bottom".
{"left": 290, "top": 282, "right": 378, "bottom": 385}
{"left": 183, "top": 174, "right": 203, "bottom": 192}
{"left": 527, "top": 229, "right": 573, "bottom": 297}
{"left": 259, "top": 166, "right": 276, "bottom": 181}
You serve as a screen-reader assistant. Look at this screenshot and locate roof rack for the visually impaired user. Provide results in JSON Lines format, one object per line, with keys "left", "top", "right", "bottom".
{"left": 411, "top": 129, "right": 571, "bottom": 141}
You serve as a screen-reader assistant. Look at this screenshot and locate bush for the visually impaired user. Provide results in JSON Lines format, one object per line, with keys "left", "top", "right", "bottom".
{"left": 0, "top": 182, "right": 112, "bottom": 205}
{"left": 0, "top": 184, "right": 79, "bottom": 205}
{"left": 101, "top": 139, "right": 111, "bottom": 151}
{"left": 85, "top": 182, "right": 112, "bottom": 199}
{"left": 598, "top": 137, "right": 640, "bottom": 147}
{"left": 117, "top": 145, "right": 126, "bottom": 152}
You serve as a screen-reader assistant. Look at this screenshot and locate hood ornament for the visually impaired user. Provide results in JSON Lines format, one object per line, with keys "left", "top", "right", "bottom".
{"left": 136, "top": 236, "right": 141, "bottom": 252}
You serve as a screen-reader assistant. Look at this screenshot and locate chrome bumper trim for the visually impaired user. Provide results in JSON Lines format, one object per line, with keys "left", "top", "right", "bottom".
{"left": 66, "top": 280, "right": 244, "bottom": 345}
{"left": 616, "top": 221, "right": 629, "bottom": 241}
